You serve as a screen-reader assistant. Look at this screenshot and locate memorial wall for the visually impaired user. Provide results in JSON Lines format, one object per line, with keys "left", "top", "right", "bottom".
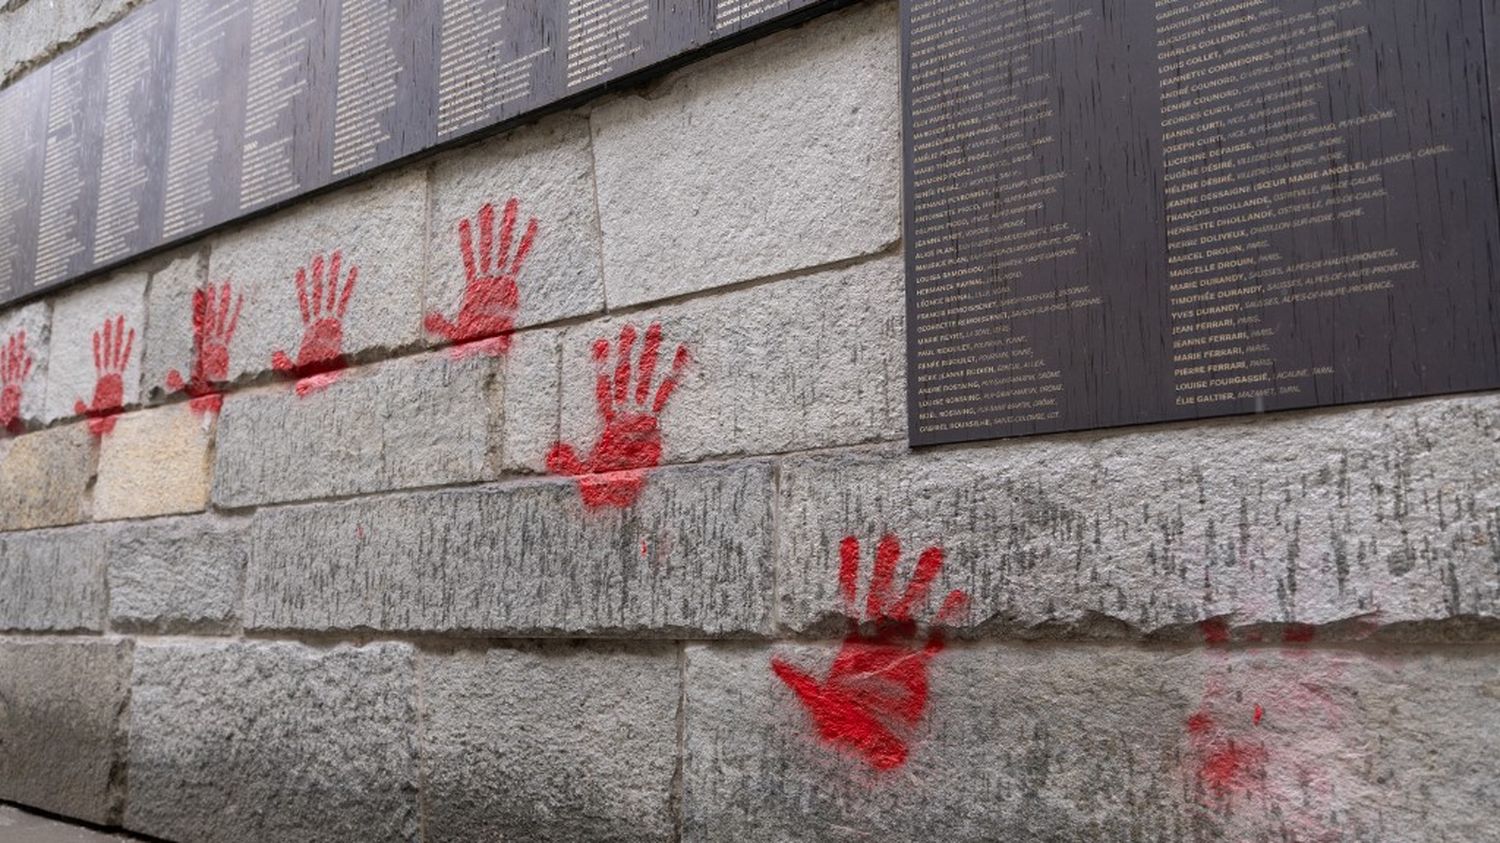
{"left": 905, "top": 0, "right": 1500, "bottom": 445}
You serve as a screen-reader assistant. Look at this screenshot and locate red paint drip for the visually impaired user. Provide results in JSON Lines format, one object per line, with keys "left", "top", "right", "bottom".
{"left": 74, "top": 315, "right": 135, "bottom": 438}
{"left": 425, "top": 198, "right": 537, "bottom": 351}
{"left": 271, "top": 251, "right": 355, "bottom": 389}
{"left": 0, "top": 329, "right": 33, "bottom": 435}
{"left": 1253, "top": 704, "right": 1264, "bottom": 725}
{"left": 546, "top": 322, "right": 690, "bottom": 509}
{"left": 1199, "top": 617, "right": 1231, "bottom": 646}
{"left": 772, "top": 534, "right": 968, "bottom": 772}
{"left": 167, "top": 281, "right": 243, "bottom": 417}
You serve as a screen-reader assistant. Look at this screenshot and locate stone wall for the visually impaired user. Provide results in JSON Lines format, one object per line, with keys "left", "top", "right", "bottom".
{"left": 1, "top": 1, "right": 1497, "bottom": 840}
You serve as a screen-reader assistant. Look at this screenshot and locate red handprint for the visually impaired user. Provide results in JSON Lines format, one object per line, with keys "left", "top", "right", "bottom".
{"left": 771, "top": 535, "right": 970, "bottom": 771}
{"left": 166, "top": 280, "right": 243, "bottom": 415}
{"left": 271, "top": 251, "right": 356, "bottom": 393}
{"left": 1, "top": 330, "right": 32, "bottom": 434}
{"left": 74, "top": 315, "right": 135, "bottom": 436}
{"left": 425, "top": 198, "right": 538, "bottom": 355}
{"left": 546, "top": 323, "right": 690, "bottom": 509}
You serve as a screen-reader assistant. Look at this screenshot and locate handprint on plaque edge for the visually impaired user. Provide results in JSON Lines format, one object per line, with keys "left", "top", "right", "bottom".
{"left": 271, "top": 251, "right": 356, "bottom": 396}
{"left": 546, "top": 323, "right": 690, "bottom": 509}
{"left": 772, "top": 534, "right": 970, "bottom": 772}
{"left": 426, "top": 198, "right": 538, "bottom": 357}
{"left": 74, "top": 315, "right": 135, "bottom": 436}
{"left": 167, "top": 280, "right": 243, "bottom": 415}
{"left": 0, "top": 330, "right": 33, "bottom": 435}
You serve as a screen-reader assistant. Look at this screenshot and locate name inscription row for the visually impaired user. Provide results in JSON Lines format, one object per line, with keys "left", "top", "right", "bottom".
{"left": 0, "top": 0, "right": 829, "bottom": 302}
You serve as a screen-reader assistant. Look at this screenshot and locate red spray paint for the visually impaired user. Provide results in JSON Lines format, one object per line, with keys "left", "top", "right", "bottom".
{"left": 771, "top": 534, "right": 970, "bottom": 771}
{"left": 166, "top": 281, "right": 243, "bottom": 415}
{"left": 546, "top": 323, "right": 690, "bottom": 509}
{"left": 271, "top": 250, "right": 357, "bottom": 395}
{"left": 74, "top": 315, "right": 134, "bottom": 436}
{"left": 0, "top": 330, "right": 32, "bottom": 435}
{"left": 425, "top": 198, "right": 537, "bottom": 355}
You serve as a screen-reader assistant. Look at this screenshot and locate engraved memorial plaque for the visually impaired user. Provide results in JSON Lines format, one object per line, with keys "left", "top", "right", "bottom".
{"left": 0, "top": 68, "right": 51, "bottom": 298}
{"left": 33, "top": 38, "right": 108, "bottom": 290}
{"left": 904, "top": 0, "right": 1500, "bottom": 445}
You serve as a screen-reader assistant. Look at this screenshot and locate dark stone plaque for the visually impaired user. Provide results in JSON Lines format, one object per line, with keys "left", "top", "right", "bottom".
{"left": 0, "top": 0, "right": 848, "bottom": 306}
{"left": 904, "top": 0, "right": 1500, "bottom": 446}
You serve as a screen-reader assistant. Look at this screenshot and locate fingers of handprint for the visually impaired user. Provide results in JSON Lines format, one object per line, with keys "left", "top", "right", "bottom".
{"left": 592, "top": 338, "right": 614, "bottom": 421}
{"left": 326, "top": 252, "right": 342, "bottom": 313}
{"left": 497, "top": 200, "right": 515, "bottom": 274}
{"left": 459, "top": 216, "right": 479, "bottom": 285}
{"left": 309, "top": 254, "right": 326, "bottom": 317}
{"left": 93, "top": 325, "right": 104, "bottom": 374}
{"left": 838, "top": 536, "right": 862, "bottom": 613}
{"left": 613, "top": 325, "right": 637, "bottom": 407}
{"left": 294, "top": 266, "right": 312, "bottom": 324}
{"left": 511, "top": 217, "right": 538, "bottom": 276}
{"left": 478, "top": 203, "right": 495, "bottom": 278}
{"left": 118, "top": 326, "right": 135, "bottom": 373}
{"left": 635, "top": 324, "right": 662, "bottom": 406}
{"left": 866, "top": 534, "right": 902, "bottom": 619}
{"left": 651, "top": 345, "right": 690, "bottom": 415}
{"left": 890, "top": 546, "right": 945, "bottom": 621}
{"left": 337, "top": 264, "right": 357, "bottom": 318}
{"left": 226, "top": 291, "right": 244, "bottom": 342}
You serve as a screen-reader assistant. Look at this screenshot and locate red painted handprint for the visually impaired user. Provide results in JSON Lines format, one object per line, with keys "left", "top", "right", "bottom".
{"left": 271, "top": 251, "right": 356, "bottom": 393}
{"left": 546, "top": 323, "right": 689, "bottom": 509}
{"left": 74, "top": 315, "right": 134, "bottom": 436}
{"left": 1, "top": 330, "right": 32, "bottom": 434}
{"left": 771, "top": 535, "right": 970, "bottom": 771}
{"left": 425, "top": 198, "right": 538, "bottom": 354}
{"left": 166, "top": 281, "right": 243, "bottom": 415}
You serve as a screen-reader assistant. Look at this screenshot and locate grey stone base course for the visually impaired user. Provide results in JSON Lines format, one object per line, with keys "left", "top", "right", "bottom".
{"left": 0, "top": 525, "right": 107, "bottom": 632}
{"left": 106, "top": 515, "right": 248, "bottom": 633}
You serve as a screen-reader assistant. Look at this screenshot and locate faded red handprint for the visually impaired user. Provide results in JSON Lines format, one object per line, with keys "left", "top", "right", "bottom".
{"left": 546, "top": 323, "right": 689, "bottom": 508}
{"left": 425, "top": 198, "right": 538, "bottom": 354}
{"left": 1, "top": 330, "right": 32, "bottom": 434}
{"left": 771, "top": 535, "right": 970, "bottom": 771}
{"left": 271, "top": 251, "right": 356, "bottom": 393}
{"left": 167, "top": 280, "right": 243, "bottom": 415}
{"left": 74, "top": 315, "right": 134, "bottom": 436}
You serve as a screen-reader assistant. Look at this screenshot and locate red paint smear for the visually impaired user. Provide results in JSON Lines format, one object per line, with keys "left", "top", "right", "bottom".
{"left": 425, "top": 198, "right": 537, "bottom": 351}
{"left": 1253, "top": 704, "right": 1264, "bottom": 725}
{"left": 1199, "top": 617, "right": 1231, "bottom": 646}
{"left": 772, "top": 534, "right": 969, "bottom": 772}
{"left": 293, "top": 370, "right": 344, "bottom": 397}
{"left": 1186, "top": 705, "right": 1270, "bottom": 798}
{"left": 272, "top": 251, "right": 355, "bottom": 389}
{"left": 1281, "top": 624, "right": 1316, "bottom": 644}
{"left": 74, "top": 315, "right": 134, "bottom": 438}
{"left": 546, "top": 323, "right": 690, "bottom": 509}
{"left": 167, "top": 281, "right": 243, "bottom": 417}
{"left": 0, "top": 329, "right": 33, "bottom": 435}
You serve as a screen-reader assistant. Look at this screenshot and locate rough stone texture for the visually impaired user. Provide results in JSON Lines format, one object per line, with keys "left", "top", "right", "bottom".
{"left": 0, "top": 638, "right": 131, "bottom": 825}
{"left": 557, "top": 256, "right": 905, "bottom": 465}
{"left": 213, "top": 350, "right": 502, "bottom": 508}
{"left": 777, "top": 395, "right": 1500, "bottom": 638}
{"left": 684, "top": 641, "right": 1500, "bottom": 842}
{"left": 42, "top": 271, "right": 147, "bottom": 423}
{"left": 419, "top": 642, "right": 679, "bottom": 841}
{"left": 94, "top": 404, "right": 212, "bottom": 520}
{"left": 0, "top": 804, "right": 136, "bottom": 842}
{"left": 0, "top": 0, "right": 143, "bottom": 85}
{"left": 0, "top": 525, "right": 106, "bottom": 631}
{"left": 0, "top": 300, "right": 51, "bottom": 430}
{"left": 244, "top": 462, "right": 775, "bottom": 636}
{"left": 501, "top": 326, "right": 561, "bottom": 474}
{"left": 125, "top": 642, "right": 421, "bottom": 843}
{"left": 106, "top": 515, "right": 247, "bottom": 633}
{"left": 427, "top": 114, "right": 605, "bottom": 337}
{"left": 139, "top": 248, "right": 208, "bottom": 400}
{"left": 591, "top": 1, "right": 900, "bottom": 306}
{"left": 209, "top": 169, "right": 426, "bottom": 383}
{"left": 0, "top": 422, "right": 93, "bottom": 531}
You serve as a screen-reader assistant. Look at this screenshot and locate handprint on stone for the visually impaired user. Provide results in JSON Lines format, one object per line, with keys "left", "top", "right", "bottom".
{"left": 772, "top": 535, "right": 970, "bottom": 771}
{"left": 74, "top": 315, "right": 135, "bottom": 436}
{"left": 271, "top": 251, "right": 356, "bottom": 395}
{"left": 0, "top": 330, "right": 32, "bottom": 434}
{"left": 425, "top": 198, "right": 537, "bottom": 356}
{"left": 167, "top": 281, "right": 243, "bottom": 415}
{"left": 546, "top": 323, "right": 690, "bottom": 509}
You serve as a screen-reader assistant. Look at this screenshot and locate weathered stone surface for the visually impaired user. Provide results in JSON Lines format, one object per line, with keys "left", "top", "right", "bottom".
{"left": 778, "top": 395, "right": 1500, "bottom": 637}
{"left": 106, "top": 515, "right": 247, "bottom": 633}
{"left": 0, "top": 804, "right": 134, "bottom": 842}
{"left": 427, "top": 114, "right": 605, "bottom": 339}
{"left": 557, "top": 256, "right": 905, "bottom": 467}
{"left": 0, "top": 422, "right": 93, "bottom": 531}
{"left": 139, "top": 248, "right": 208, "bottom": 400}
{"left": 419, "top": 642, "right": 679, "bottom": 842}
{"left": 209, "top": 169, "right": 426, "bottom": 382}
{"left": 213, "top": 350, "right": 502, "bottom": 508}
{"left": 244, "top": 462, "right": 775, "bottom": 636}
{"left": 125, "top": 642, "right": 421, "bottom": 843}
{"left": 590, "top": 1, "right": 900, "bottom": 306}
{"left": 0, "top": 638, "right": 131, "bottom": 825}
{"left": 0, "top": 0, "right": 142, "bottom": 84}
{"left": 0, "top": 300, "right": 51, "bottom": 430}
{"left": 42, "top": 271, "right": 147, "bottom": 423}
{"left": 501, "top": 326, "right": 561, "bottom": 474}
{"left": 0, "top": 525, "right": 106, "bottom": 631}
{"left": 684, "top": 641, "right": 1500, "bottom": 842}
{"left": 95, "top": 404, "right": 212, "bottom": 520}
